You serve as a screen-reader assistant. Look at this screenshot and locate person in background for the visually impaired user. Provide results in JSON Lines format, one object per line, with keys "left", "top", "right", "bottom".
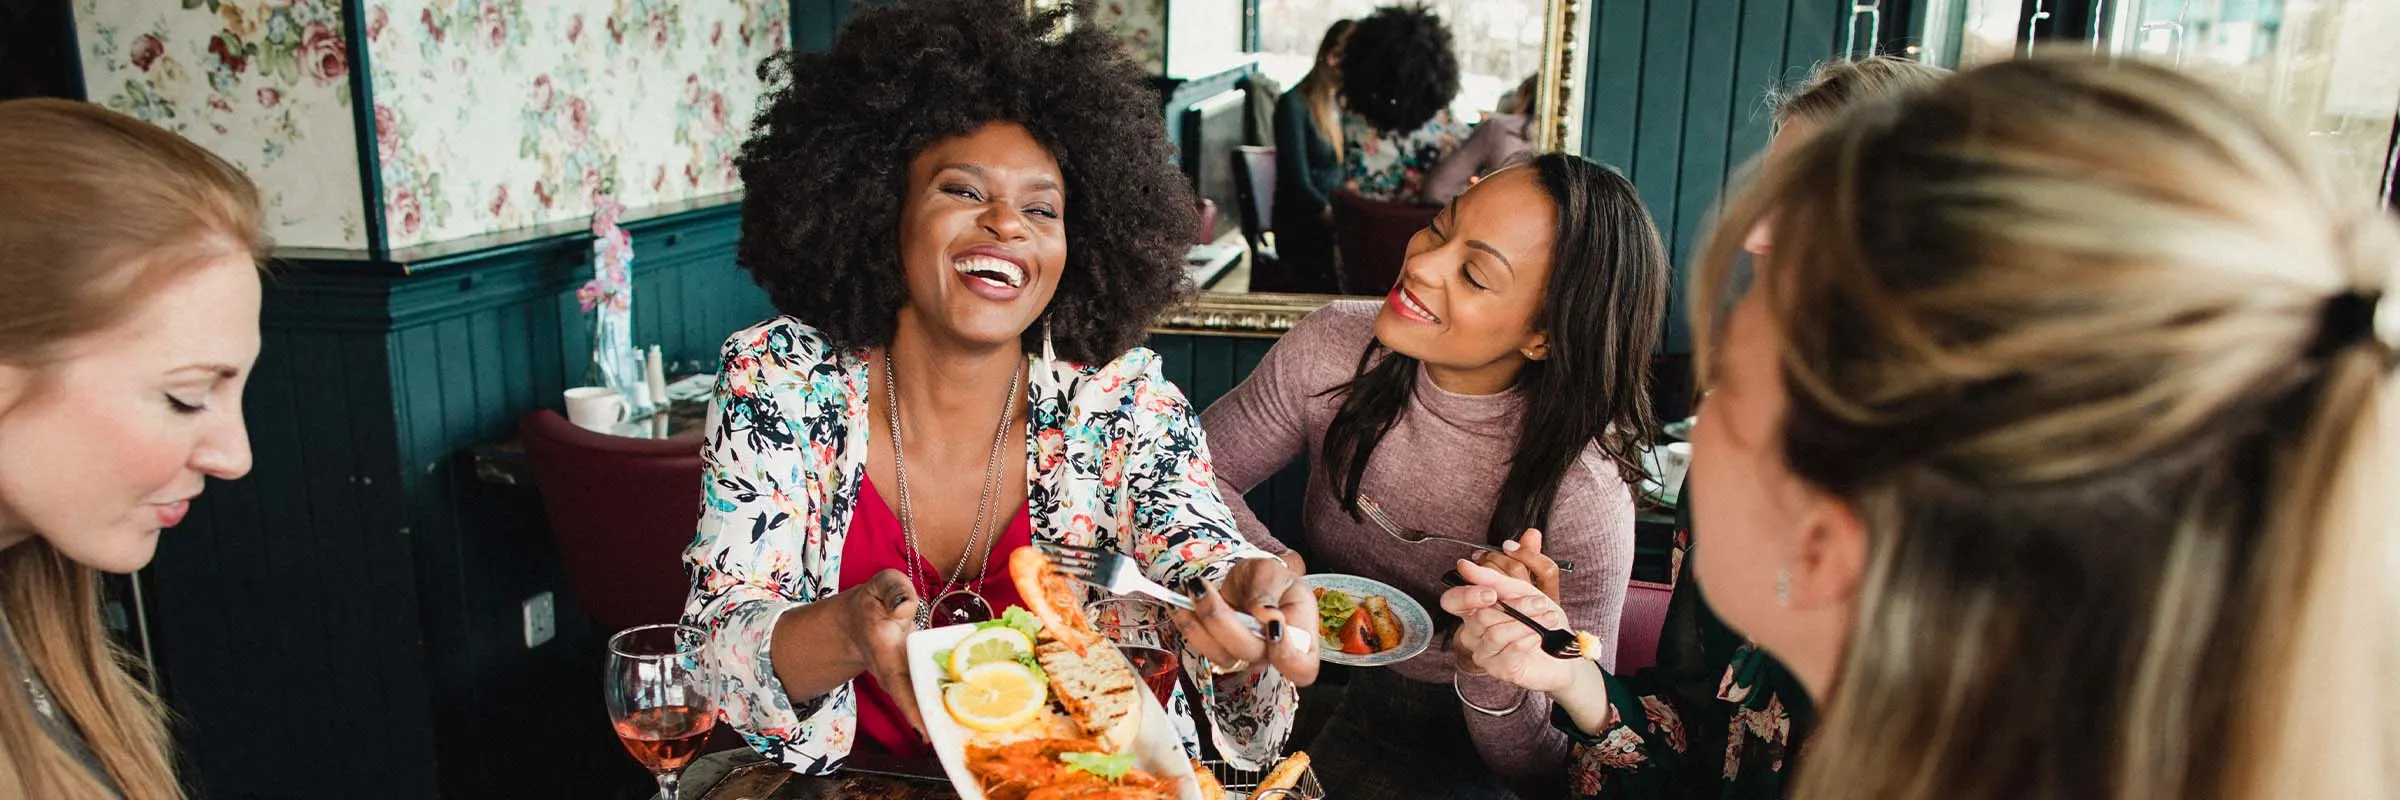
{"left": 0, "top": 99, "right": 265, "bottom": 800}
{"left": 1203, "top": 152, "right": 1668, "bottom": 798}
{"left": 1452, "top": 55, "right": 2400, "bottom": 799}
{"left": 1270, "top": 18, "right": 1356, "bottom": 293}
{"left": 1445, "top": 56, "right": 1946, "bottom": 800}
{"left": 1336, "top": 4, "right": 1468, "bottom": 204}
{"left": 687, "top": 0, "right": 1317, "bottom": 776}
{"left": 1422, "top": 73, "right": 1539, "bottom": 206}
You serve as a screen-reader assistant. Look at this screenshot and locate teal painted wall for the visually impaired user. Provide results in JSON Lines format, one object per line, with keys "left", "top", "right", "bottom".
{"left": 1582, "top": 0, "right": 1842, "bottom": 353}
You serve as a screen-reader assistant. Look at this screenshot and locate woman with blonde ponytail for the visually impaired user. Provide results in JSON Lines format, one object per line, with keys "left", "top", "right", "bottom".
{"left": 1452, "top": 55, "right": 2399, "bottom": 799}
{"left": 0, "top": 99, "right": 266, "bottom": 799}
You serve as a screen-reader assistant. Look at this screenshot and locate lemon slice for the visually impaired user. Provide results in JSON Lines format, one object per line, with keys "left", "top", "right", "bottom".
{"left": 948, "top": 626, "right": 1037, "bottom": 680}
{"left": 943, "top": 662, "right": 1047, "bottom": 733}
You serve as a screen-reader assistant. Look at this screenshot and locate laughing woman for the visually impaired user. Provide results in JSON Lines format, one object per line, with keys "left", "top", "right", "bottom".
{"left": 1201, "top": 153, "right": 1669, "bottom": 798}
{"left": 684, "top": 0, "right": 1317, "bottom": 776}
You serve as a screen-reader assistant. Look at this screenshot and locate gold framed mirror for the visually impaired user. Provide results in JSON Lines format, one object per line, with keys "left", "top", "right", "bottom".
{"left": 1122, "top": 0, "right": 1593, "bottom": 336}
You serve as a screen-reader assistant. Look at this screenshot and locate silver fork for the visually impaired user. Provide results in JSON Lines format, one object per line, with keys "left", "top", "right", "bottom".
{"left": 1356, "top": 494, "right": 1577, "bottom": 573}
{"left": 1036, "top": 542, "right": 1266, "bottom": 636}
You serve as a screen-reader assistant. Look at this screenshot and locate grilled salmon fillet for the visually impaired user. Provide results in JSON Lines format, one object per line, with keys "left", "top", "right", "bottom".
{"left": 1034, "top": 638, "right": 1144, "bottom": 753}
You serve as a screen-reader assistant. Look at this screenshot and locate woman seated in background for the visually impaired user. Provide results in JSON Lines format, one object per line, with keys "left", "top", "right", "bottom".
{"left": 685, "top": 0, "right": 1317, "bottom": 775}
{"left": 1452, "top": 57, "right": 1946, "bottom": 800}
{"left": 1450, "top": 55, "right": 2400, "bottom": 799}
{"left": 1422, "top": 73, "right": 1539, "bottom": 206}
{"left": 0, "top": 100, "right": 264, "bottom": 800}
{"left": 1201, "top": 152, "right": 1669, "bottom": 798}
{"left": 1336, "top": 4, "right": 1468, "bottom": 204}
{"left": 1270, "top": 18, "right": 1355, "bottom": 293}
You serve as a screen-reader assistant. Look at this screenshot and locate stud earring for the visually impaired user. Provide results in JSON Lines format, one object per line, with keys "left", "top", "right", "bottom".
{"left": 1775, "top": 570, "right": 1791, "bottom": 607}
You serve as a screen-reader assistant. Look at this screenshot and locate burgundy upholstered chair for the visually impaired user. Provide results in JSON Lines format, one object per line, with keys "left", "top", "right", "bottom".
{"left": 1330, "top": 189, "right": 1439, "bottom": 295}
{"left": 1613, "top": 579, "right": 1675, "bottom": 673}
{"left": 518, "top": 409, "right": 704, "bottom": 634}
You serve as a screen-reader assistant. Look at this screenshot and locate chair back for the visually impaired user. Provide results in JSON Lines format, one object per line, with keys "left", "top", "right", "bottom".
{"left": 518, "top": 409, "right": 704, "bottom": 633}
{"left": 1613, "top": 579, "right": 1675, "bottom": 673}
{"left": 1232, "top": 146, "right": 1277, "bottom": 258}
{"left": 1330, "top": 189, "right": 1439, "bottom": 295}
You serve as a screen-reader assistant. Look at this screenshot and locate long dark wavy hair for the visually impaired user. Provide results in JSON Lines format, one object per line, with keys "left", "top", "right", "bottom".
{"left": 1319, "top": 153, "right": 1669, "bottom": 542}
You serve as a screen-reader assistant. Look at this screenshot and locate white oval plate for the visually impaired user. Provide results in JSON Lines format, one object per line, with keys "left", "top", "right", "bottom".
{"left": 905, "top": 623, "right": 1204, "bottom": 800}
{"left": 1305, "top": 573, "right": 1435, "bottom": 667}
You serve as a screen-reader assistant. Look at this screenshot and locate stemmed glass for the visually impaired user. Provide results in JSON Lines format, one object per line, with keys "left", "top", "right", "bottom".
{"left": 605, "top": 624, "right": 717, "bottom": 800}
{"left": 1087, "top": 597, "right": 1184, "bottom": 705}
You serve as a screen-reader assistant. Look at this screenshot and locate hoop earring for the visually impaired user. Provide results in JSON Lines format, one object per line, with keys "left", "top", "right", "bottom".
{"left": 1775, "top": 570, "right": 1791, "bottom": 608}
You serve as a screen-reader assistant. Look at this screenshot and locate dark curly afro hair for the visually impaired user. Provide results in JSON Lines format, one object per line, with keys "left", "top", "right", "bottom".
{"left": 735, "top": 0, "right": 1198, "bottom": 365}
{"left": 1338, "top": 4, "right": 1460, "bottom": 133}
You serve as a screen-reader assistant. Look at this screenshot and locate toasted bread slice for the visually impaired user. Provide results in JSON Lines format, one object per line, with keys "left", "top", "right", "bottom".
{"left": 1256, "top": 751, "right": 1311, "bottom": 795}
{"left": 1034, "top": 638, "right": 1144, "bottom": 753}
{"left": 1192, "top": 760, "right": 1228, "bottom": 800}
{"left": 1363, "top": 595, "right": 1403, "bottom": 652}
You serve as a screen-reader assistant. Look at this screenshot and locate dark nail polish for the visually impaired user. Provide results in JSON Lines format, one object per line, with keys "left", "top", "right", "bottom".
{"left": 1183, "top": 576, "right": 1208, "bottom": 597}
{"left": 1441, "top": 569, "right": 1467, "bottom": 587}
{"left": 1266, "top": 620, "right": 1284, "bottom": 641}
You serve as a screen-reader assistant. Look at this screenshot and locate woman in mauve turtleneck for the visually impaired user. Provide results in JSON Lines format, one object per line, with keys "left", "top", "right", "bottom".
{"left": 1201, "top": 153, "right": 1668, "bottom": 799}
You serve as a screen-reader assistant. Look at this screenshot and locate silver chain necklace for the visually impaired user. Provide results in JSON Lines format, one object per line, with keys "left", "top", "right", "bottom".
{"left": 882, "top": 348, "right": 1020, "bottom": 630}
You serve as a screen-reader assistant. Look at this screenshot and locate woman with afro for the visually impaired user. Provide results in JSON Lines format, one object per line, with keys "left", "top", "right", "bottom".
{"left": 683, "top": 0, "right": 1319, "bottom": 776}
{"left": 1338, "top": 4, "right": 1471, "bottom": 204}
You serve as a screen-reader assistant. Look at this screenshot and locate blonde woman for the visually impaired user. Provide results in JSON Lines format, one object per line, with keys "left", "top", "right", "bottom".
{"left": 1271, "top": 18, "right": 1355, "bottom": 292}
{"left": 1450, "top": 56, "right": 2399, "bottom": 799}
{"left": 0, "top": 100, "right": 264, "bottom": 798}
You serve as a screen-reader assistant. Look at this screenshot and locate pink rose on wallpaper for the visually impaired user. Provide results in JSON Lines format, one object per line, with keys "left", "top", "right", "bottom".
{"left": 130, "top": 34, "right": 163, "bottom": 72}
{"left": 367, "top": 6, "right": 388, "bottom": 42}
{"left": 564, "top": 96, "right": 591, "bottom": 145}
{"left": 767, "top": 20, "right": 787, "bottom": 49}
{"left": 489, "top": 184, "right": 511, "bottom": 217}
{"left": 257, "top": 88, "right": 281, "bottom": 108}
{"left": 300, "top": 22, "right": 347, "bottom": 85}
{"left": 707, "top": 92, "right": 727, "bottom": 132}
{"left": 391, "top": 188, "right": 423, "bottom": 237}
{"left": 208, "top": 96, "right": 232, "bottom": 113}
{"left": 605, "top": 16, "right": 623, "bottom": 44}
{"left": 208, "top": 33, "right": 248, "bottom": 73}
{"left": 533, "top": 180, "right": 555, "bottom": 208}
{"left": 710, "top": 22, "right": 723, "bottom": 47}
{"left": 719, "top": 153, "right": 737, "bottom": 186}
{"left": 477, "top": 3, "right": 508, "bottom": 50}
{"left": 682, "top": 74, "right": 701, "bottom": 103}
{"left": 684, "top": 163, "right": 699, "bottom": 187}
{"left": 652, "top": 165, "right": 666, "bottom": 193}
{"left": 374, "top": 105, "right": 398, "bottom": 162}
{"left": 421, "top": 9, "right": 445, "bottom": 44}
{"left": 579, "top": 165, "right": 602, "bottom": 196}
{"left": 530, "top": 75, "right": 554, "bottom": 111}
{"left": 566, "top": 14, "right": 584, "bottom": 44}
{"left": 647, "top": 11, "right": 669, "bottom": 50}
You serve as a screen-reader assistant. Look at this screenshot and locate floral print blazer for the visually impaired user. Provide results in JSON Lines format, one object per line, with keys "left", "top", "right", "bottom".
{"left": 683, "top": 317, "right": 1297, "bottom": 775}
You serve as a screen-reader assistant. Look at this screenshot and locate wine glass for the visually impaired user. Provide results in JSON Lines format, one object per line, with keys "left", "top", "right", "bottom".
{"left": 1087, "top": 597, "right": 1183, "bottom": 705}
{"left": 605, "top": 623, "right": 717, "bottom": 800}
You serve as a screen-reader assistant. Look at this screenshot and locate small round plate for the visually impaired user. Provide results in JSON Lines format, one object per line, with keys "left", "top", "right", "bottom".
{"left": 1305, "top": 573, "right": 1435, "bottom": 667}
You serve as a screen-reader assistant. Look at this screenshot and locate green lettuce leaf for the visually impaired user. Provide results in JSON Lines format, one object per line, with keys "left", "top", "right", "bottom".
{"left": 1060, "top": 751, "right": 1136, "bottom": 781}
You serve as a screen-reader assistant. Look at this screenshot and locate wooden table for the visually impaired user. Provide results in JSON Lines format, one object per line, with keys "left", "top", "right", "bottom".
{"left": 684, "top": 750, "right": 958, "bottom": 800}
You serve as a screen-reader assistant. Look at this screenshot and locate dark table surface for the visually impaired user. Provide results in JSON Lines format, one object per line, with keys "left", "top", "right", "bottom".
{"left": 686, "top": 750, "right": 960, "bottom": 800}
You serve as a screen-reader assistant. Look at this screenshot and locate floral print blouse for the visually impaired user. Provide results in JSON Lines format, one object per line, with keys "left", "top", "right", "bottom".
{"left": 1340, "top": 108, "right": 1469, "bottom": 203}
{"left": 683, "top": 318, "right": 1297, "bottom": 775}
{"left": 1556, "top": 481, "right": 1815, "bottom": 799}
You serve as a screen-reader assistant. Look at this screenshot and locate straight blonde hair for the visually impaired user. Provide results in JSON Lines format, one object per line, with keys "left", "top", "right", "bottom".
{"left": 0, "top": 98, "right": 266, "bottom": 800}
{"left": 1694, "top": 57, "right": 2399, "bottom": 799}
{"left": 1293, "top": 18, "right": 1354, "bottom": 163}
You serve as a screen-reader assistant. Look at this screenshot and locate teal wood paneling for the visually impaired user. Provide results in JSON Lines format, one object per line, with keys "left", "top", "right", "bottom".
{"left": 1147, "top": 334, "right": 1313, "bottom": 558}
{"left": 150, "top": 203, "right": 772, "bottom": 799}
{"left": 1583, "top": 0, "right": 1841, "bottom": 353}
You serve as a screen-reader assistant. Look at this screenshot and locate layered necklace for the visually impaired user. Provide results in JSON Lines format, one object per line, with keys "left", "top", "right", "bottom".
{"left": 882, "top": 348, "right": 1021, "bottom": 630}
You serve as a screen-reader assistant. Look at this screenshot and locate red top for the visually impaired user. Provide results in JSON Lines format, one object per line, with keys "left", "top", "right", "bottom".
{"left": 837, "top": 476, "right": 1032, "bottom": 757}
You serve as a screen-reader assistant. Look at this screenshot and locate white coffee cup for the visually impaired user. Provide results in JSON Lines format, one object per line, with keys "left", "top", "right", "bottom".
{"left": 1656, "top": 441, "right": 1693, "bottom": 494}
{"left": 563, "top": 386, "right": 629, "bottom": 432}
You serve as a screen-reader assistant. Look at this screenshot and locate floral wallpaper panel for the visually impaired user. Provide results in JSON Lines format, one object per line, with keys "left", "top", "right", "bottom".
{"left": 365, "top": 0, "right": 788, "bottom": 249}
{"left": 1082, "top": 0, "right": 1167, "bottom": 75}
{"left": 76, "top": 0, "right": 369, "bottom": 251}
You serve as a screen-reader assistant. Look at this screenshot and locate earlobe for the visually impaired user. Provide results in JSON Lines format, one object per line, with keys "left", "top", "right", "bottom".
{"left": 1520, "top": 334, "right": 1550, "bottom": 362}
{"left": 1791, "top": 495, "right": 1870, "bottom": 608}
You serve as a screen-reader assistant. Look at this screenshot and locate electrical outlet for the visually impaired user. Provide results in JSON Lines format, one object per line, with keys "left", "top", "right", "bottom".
{"left": 522, "top": 592, "right": 556, "bottom": 648}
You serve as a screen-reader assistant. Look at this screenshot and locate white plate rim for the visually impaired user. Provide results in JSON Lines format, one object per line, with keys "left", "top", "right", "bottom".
{"left": 904, "top": 623, "right": 1203, "bottom": 800}
{"left": 1303, "top": 573, "right": 1435, "bottom": 667}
